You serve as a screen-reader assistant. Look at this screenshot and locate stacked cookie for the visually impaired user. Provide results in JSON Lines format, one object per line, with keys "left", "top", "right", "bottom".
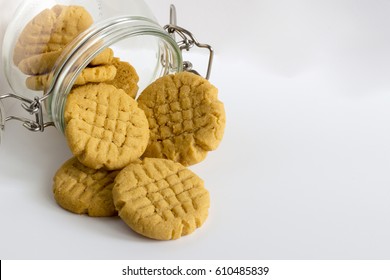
{"left": 15, "top": 5, "right": 226, "bottom": 240}
{"left": 14, "top": 5, "right": 94, "bottom": 75}
{"left": 138, "top": 72, "right": 226, "bottom": 166}
{"left": 64, "top": 83, "right": 149, "bottom": 170}
{"left": 54, "top": 157, "right": 211, "bottom": 240}
{"left": 25, "top": 48, "right": 117, "bottom": 91}
{"left": 55, "top": 72, "right": 225, "bottom": 240}
{"left": 15, "top": 4, "right": 139, "bottom": 96}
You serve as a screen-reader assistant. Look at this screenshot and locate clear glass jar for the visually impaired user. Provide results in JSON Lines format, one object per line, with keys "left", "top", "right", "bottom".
{"left": 1, "top": 0, "right": 184, "bottom": 138}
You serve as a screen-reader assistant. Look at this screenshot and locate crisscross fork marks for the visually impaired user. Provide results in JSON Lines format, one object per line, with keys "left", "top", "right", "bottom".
{"left": 71, "top": 86, "right": 139, "bottom": 146}
{"left": 64, "top": 160, "right": 116, "bottom": 202}
{"left": 138, "top": 72, "right": 226, "bottom": 166}
{"left": 64, "top": 83, "right": 149, "bottom": 170}
{"left": 53, "top": 157, "right": 119, "bottom": 216}
{"left": 116, "top": 160, "right": 202, "bottom": 218}
{"left": 139, "top": 74, "right": 219, "bottom": 142}
{"left": 113, "top": 158, "right": 210, "bottom": 240}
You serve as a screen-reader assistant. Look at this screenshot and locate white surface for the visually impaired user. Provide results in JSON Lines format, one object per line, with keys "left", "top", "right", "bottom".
{"left": 1, "top": 0, "right": 390, "bottom": 259}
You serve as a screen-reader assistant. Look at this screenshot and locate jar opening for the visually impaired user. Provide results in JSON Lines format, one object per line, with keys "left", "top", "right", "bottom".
{"left": 2, "top": 1, "right": 184, "bottom": 137}
{"left": 46, "top": 16, "right": 183, "bottom": 134}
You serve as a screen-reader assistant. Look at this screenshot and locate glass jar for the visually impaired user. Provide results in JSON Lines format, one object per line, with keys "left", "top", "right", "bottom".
{"left": 1, "top": 0, "right": 213, "bottom": 142}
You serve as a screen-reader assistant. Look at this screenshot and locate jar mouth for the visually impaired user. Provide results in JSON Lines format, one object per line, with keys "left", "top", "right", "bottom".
{"left": 46, "top": 15, "right": 183, "bottom": 134}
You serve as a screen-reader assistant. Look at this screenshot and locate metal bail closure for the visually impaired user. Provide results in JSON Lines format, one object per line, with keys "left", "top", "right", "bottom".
{"left": 164, "top": 5, "right": 214, "bottom": 80}
{"left": 0, "top": 98, "right": 5, "bottom": 144}
{"left": 0, "top": 93, "right": 54, "bottom": 139}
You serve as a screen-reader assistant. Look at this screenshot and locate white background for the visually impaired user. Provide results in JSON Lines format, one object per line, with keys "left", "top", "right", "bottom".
{"left": 1, "top": 0, "right": 390, "bottom": 259}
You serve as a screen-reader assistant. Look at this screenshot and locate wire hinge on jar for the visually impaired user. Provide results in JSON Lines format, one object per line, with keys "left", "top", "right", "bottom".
{"left": 0, "top": 93, "right": 54, "bottom": 132}
{"left": 164, "top": 5, "right": 214, "bottom": 80}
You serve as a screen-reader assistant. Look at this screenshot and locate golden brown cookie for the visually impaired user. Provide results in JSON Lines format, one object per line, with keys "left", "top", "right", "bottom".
{"left": 89, "top": 48, "right": 114, "bottom": 66}
{"left": 13, "top": 8, "right": 58, "bottom": 65}
{"left": 48, "top": 5, "right": 93, "bottom": 47}
{"left": 20, "top": 47, "right": 115, "bottom": 76}
{"left": 17, "top": 50, "right": 62, "bottom": 75}
{"left": 25, "top": 64, "right": 117, "bottom": 90}
{"left": 137, "top": 72, "right": 226, "bottom": 166}
{"left": 64, "top": 83, "right": 150, "bottom": 170}
{"left": 106, "top": 58, "right": 139, "bottom": 99}
{"left": 53, "top": 157, "right": 119, "bottom": 217}
{"left": 13, "top": 5, "right": 93, "bottom": 65}
{"left": 112, "top": 157, "right": 210, "bottom": 240}
{"left": 72, "top": 64, "right": 117, "bottom": 85}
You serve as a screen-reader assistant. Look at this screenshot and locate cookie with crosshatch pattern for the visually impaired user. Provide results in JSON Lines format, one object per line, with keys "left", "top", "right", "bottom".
{"left": 64, "top": 83, "right": 149, "bottom": 170}
{"left": 53, "top": 157, "right": 119, "bottom": 217}
{"left": 14, "top": 5, "right": 94, "bottom": 73}
{"left": 25, "top": 64, "right": 118, "bottom": 90}
{"left": 137, "top": 72, "right": 226, "bottom": 166}
{"left": 112, "top": 157, "right": 210, "bottom": 240}
{"left": 106, "top": 58, "right": 139, "bottom": 99}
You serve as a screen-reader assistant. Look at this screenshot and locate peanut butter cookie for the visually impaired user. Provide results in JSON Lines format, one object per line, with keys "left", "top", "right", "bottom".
{"left": 26, "top": 64, "right": 117, "bottom": 90}
{"left": 137, "top": 72, "right": 226, "bottom": 166}
{"left": 64, "top": 83, "right": 150, "bottom": 170}
{"left": 53, "top": 157, "right": 119, "bottom": 217}
{"left": 112, "top": 157, "right": 210, "bottom": 240}
{"left": 106, "top": 58, "right": 139, "bottom": 99}
{"left": 14, "top": 5, "right": 93, "bottom": 67}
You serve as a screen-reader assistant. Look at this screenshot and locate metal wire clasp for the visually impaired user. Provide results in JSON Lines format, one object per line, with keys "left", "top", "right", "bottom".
{"left": 0, "top": 93, "right": 54, "bottom": 132}
{"left": 164, "top": 5, "right": 214, "bottom": 80}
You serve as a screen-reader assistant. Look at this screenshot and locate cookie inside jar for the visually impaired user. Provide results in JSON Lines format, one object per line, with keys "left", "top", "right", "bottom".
{"left": 2, "top": 0, "right": 182, "bottom": 130}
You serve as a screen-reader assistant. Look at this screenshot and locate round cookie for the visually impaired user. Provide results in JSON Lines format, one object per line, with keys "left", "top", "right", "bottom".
{"left": 53, "top": 157, "right": 119, "bottom": 217}
{"left": 18, "top": 50, "right": 62, "bottom": 75}
{"left": 69, "top": 64, "right": 117, "bottom": 85}
{"left": 106, "top": 58, "right": 139, "bottom": 99}
{"left": 48, "top": 5, "right": 93, "bottom": 47}
{"left": 64, "top": 83, "right": 150, "bottom": 170}
{"left": 25, "top": 64, "right": 117, "bottom": 90}
{"left": 137, "top": 72, "right": 226, "bottom": 166}
{"left": 14, "top": 5, "right": 93, "bottom": 66}
{"left": 20, "top": 6, "right": 57, "bottom": 44}
{"left": 13, "top": 8, "right": 58, "bottom": 64}
{"left": 20, "top": 47, "right": 115, "bottom": 77}
{"left": 112, "top": 157, "right": 210, "bottom": 240}
{"left": 89, "top": 48, "right": 114, "bottom": 66}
